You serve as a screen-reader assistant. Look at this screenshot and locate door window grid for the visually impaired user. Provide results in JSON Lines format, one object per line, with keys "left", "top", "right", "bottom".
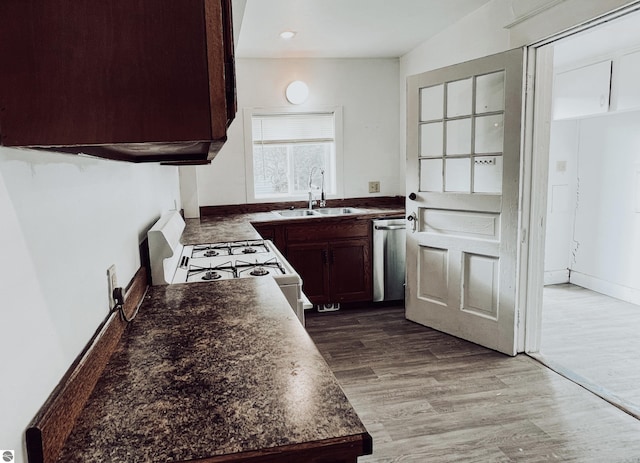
{"left": 418, "top": 71, "right": 505, "bottom": 193}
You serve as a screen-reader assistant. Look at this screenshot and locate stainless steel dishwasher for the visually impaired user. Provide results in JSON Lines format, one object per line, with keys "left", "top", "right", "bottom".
{"left": 372, "top": 218, "right": 406, "bottom": 302}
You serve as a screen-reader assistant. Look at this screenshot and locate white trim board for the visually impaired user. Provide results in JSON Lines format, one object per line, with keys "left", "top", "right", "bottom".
{"left": 544, "top": 269, "right": 570, "bottom": 286}
{"left": 569, "top": 271, "right": 640, "bottom": 307}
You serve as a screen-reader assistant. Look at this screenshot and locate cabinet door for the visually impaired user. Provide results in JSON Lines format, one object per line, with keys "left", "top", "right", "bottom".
{"left": 329, "top": 238, "right": 372, "bottom": 302}
{"left": 0, "top": 0, "right": 234, "bottom": 162}
{"left": 617, "top": 50, "right": 640, "bottom": 111}
{"left": 286, "top": 243, "right": 329, "bottom": 304}
{"left": 553, "top": 60, "right": 611, "bottom": 119}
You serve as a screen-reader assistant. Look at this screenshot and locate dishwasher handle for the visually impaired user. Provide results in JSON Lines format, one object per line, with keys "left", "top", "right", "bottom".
{"left": 374, "top": 224, "right": 406, "bottom": 231}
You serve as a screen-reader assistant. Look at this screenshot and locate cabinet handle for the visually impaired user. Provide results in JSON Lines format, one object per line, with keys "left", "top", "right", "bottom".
{"left": 322, "top": 250, "right": 328, "bottom": 264}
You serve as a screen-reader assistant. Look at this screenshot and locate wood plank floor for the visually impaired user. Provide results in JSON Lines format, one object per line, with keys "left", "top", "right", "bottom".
{"left": 306, "top": 305, "right": 640, "bottom": 463}
{"left": 541, "top": 283, "right": 640, "bottom": 409}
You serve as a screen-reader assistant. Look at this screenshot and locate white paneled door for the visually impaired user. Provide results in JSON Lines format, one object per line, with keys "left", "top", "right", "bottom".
{"left": 406, "top": 49, "right": 524, "bottom": 356}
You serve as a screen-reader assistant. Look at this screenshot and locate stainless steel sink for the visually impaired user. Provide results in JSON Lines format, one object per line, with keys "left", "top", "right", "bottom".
{"left": 315, "top": 207, "right": 363, "bottom": 215}
{"left": 272, "top": 207, "right": 364, "bottom": 218}
{"left": 272, "top": 209, "right": 321, "bottom": 217}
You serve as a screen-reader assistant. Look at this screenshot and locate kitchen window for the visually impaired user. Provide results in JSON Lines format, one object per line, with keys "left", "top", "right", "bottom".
{"left": 244, "top": 108, "right": 343, "bottom": 201}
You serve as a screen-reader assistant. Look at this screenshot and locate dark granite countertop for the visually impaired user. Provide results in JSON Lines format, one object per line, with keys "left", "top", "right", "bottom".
{"left": 181, "top": 207, "right": 405, "bottom": 245}
{"left": 57, "top": 278, "right": 369, "bottom": 462}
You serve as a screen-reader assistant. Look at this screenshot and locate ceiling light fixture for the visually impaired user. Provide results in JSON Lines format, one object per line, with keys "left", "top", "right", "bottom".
{"left": 286, "top": 81, "right": 309, "bottom": 105}
{"left": 279, "top": 30, "right": 296, "bottom": 40}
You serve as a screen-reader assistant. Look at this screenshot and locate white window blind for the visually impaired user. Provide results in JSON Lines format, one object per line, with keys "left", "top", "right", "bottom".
{"left": 252, "top": 113, "right": 335, "bottom": 144}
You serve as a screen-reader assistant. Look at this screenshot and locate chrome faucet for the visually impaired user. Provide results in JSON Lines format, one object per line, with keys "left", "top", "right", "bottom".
{"left": 308, "top": 167, "right": 317, "bottom": 209}
{"left": 319, "top": 169, "right": 326, "bottom": 207}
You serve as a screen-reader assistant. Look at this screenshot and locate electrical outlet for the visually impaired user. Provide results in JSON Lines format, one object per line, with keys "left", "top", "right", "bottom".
{"left": 369, "top": 181, "right": 380, "bottom": 193}
{"left": 107, "top": 265, "right": 117, "bottom": 310}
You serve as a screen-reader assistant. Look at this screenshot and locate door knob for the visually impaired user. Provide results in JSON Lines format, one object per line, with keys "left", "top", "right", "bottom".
{"left": 407, "top": 212, "right": 417, "bottom": 233}
{"left": 408, "top": 192, "right": 417, "bottom": 200}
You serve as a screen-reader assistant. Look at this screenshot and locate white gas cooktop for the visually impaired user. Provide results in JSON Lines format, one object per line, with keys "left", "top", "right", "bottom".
{"left": 172, "top": 239, "right": 298, "bottom": 285}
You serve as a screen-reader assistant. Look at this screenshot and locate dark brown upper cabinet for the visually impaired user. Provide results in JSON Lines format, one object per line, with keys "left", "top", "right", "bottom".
{"left": 0, "top": 0, "right": 236, "bottom": 163}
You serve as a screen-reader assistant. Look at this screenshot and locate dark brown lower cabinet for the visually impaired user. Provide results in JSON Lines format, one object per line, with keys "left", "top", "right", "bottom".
{"left": 287, "top": 237, "right": 371, "bottom": 305}
{"left": 286, "top": 242, "right": 330, "bottom": 302}
{"left": 329, "top": 238, "right": 371, "bottom": 302}
{"left": 253, "top": 217, "right": 373, "bottom": 305}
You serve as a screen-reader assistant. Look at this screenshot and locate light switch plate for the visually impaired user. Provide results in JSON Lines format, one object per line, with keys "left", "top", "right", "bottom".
{"left": 556, "top": 160, "right": 567, "bottom": 172}
{"left": 369, "top": 181, "right": 380, "bottom": 193}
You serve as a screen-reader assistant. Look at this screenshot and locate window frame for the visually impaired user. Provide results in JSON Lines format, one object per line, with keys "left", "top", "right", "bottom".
{"left": 243, "top": 106, "right": 344, "bottom": 203}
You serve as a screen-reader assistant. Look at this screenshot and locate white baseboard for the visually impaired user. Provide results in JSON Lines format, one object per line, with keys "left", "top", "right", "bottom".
{"left": 544, "top": 269, "right": 570, "bottom": 286}
{"left": 569, "top": 271, "right": 640, "bottom": 306}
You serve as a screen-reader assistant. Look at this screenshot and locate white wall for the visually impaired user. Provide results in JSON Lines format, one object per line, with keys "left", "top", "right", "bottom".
{"left": 545, "top": 112, "right": 640, "bottom": 304}
{"left": 544, "top": 119, "right": 579, "bottom": 284}
{"left": 196, "top": 58, "right": 402, "bottom": 206}
{"left": 568, "top": 112, "right": 640, "bottom": 303}
{"left": 0, "top": 148, "right": 180, "bottom": 463}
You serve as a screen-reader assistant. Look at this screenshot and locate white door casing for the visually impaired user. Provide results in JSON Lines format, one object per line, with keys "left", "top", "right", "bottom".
{"left": 406, "top": 48, "right": 525, "bottom": 356}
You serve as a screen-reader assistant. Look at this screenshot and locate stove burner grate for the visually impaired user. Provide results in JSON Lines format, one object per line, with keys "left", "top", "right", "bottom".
{"left": 192, "top": 240, "right": 268, "bottom": 257}
{"left": 202, "top": 271, "right": 222, "bottom": 280}
{"left": 250, "top": 267, "right": 270, "bottom": 276}
{"left": 186, "top": 261, "right": 235, "bottom": 282}
{"left": 235, "top": 257, "right": 286, "bottom": 278}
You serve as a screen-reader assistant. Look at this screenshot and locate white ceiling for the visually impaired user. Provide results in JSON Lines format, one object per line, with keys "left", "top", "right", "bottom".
{"left": 234, "top": 0, "right": 493, "bottom": 59}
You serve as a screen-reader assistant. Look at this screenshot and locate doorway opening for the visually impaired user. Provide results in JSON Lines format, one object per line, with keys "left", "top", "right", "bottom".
{"left": 527, "top": 7, "right": 640, "bottom": 419}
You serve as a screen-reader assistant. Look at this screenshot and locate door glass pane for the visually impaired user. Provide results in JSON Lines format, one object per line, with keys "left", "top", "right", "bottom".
{"left": 445, "top": 157, "right": 470, "bottom": 192}
{"left": 420, "top": 122, "right": 443, "bottom": 157}
{"left": 445, "top": 118, "right": 471, "bottom": 155}
{"left": 420, "top": 84, "right": 444, "bottom": 121}
{"left": 446, "top": 78, "right": 472, "bottom": 117}
{"left": 419, "top": 158, "right": 443, "bottom": 192}
{"left": 475, "top": 114, "right": 504, "bottom": 153}
{"left": 473, "top": 156, "right": 503, "bottom": 193}
{"left": 476, "top": 71, "right": 505, "bottom": 114}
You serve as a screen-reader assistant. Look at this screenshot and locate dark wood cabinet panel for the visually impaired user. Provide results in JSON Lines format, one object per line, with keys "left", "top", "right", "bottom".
{"left": 289, "top": 238, "right": 372, "bottom": 305}
{"left": 0, "top": 0, "right": 235, "bottom": 163}
{"left": 330, "top": 238, "right": 372, "bottom": 303}
{"left": 252, "top": 223, "right": 286, "bottom": 253}
{"left": 287, "top": 243, "right": 330, "bottom": 302}
{"left": 287, "top": 224, "right": 371, "bottom": 304}
{"left": 254, "top": 218, "right": 373, "bottom": 305}
{"left": 253, "top": 225, "right": 276, "bottom": 242}
{"left": 286, "top": 220, "right": 369, "bottom": 242}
